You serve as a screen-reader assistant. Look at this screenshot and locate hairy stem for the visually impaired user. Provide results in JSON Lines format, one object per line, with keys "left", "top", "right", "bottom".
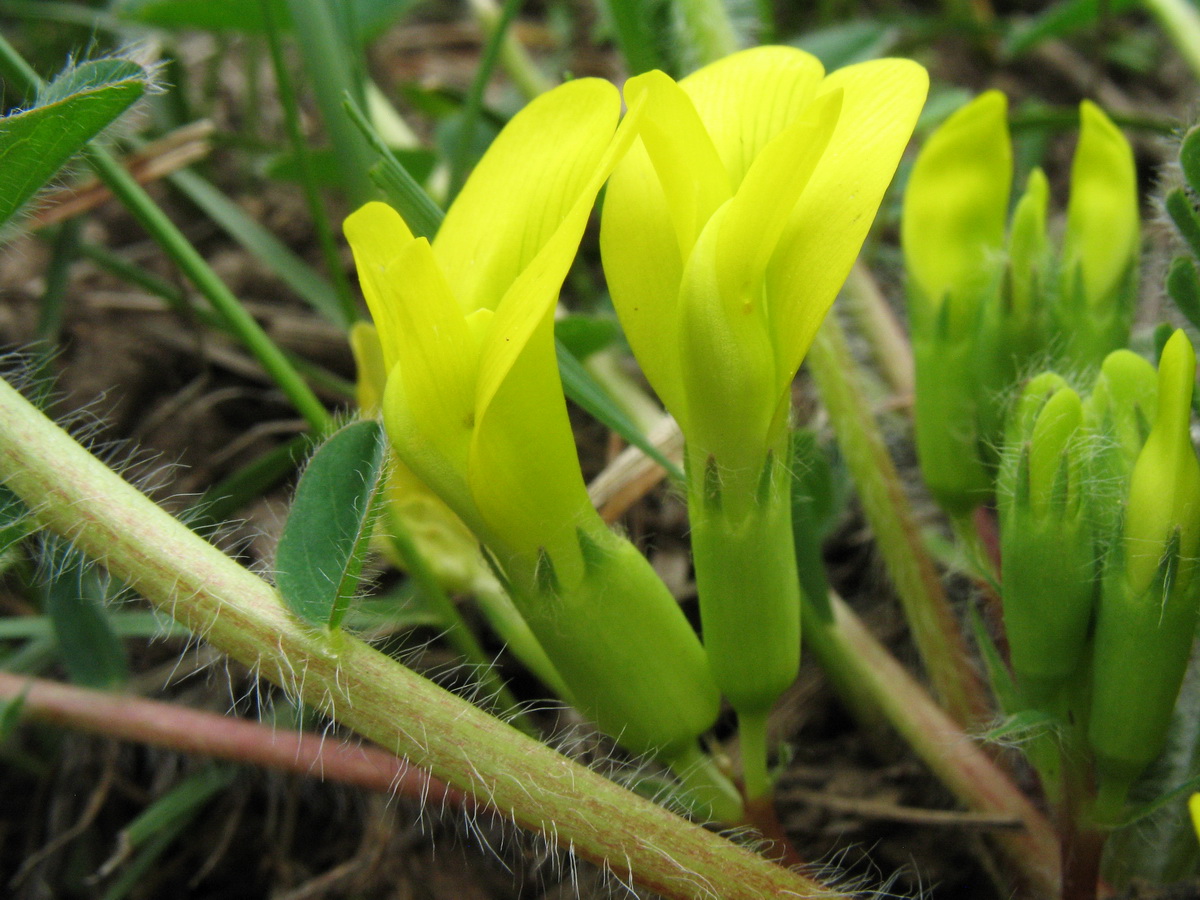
{"left": 0, "top": 671, "right": 469, "bottom": 805}
{"left": 808, "top": 311, "right": 990, "bottom": 728}
{"left": 803, "top": 591, "right": 1060, "bottom": 898}
{"left": 0, "top": 375, "right": 844, "bottom": 900}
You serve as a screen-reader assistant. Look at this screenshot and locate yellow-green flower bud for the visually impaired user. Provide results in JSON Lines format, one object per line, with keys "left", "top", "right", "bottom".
{"left": 1081, "top": 349, "right": 1159, "bottom": 547}
{"left": 998, "top": 380, "right": 1096, "bottom": 709}
{"left": 1054, "top": 101, "right": 1140, "bottom": 370}
{"left": 903, "top": 94, "right": 1138, "bottom": 517}
{"left": 904, "top": 92, "right": 1011, "bottom": 514}
{"left": 1089, "top": 330, "right": 1200, "bottom": 806}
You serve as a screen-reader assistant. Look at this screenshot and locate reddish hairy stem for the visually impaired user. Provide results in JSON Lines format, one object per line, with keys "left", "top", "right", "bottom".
{"left": 0, "top": 671, "right": 470, "bottom": 809}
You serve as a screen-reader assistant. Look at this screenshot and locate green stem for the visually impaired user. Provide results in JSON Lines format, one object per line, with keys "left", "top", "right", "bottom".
{"left": 0, "top": 376, "right": 844, "bottom": 900}
{"left": 466, "top": 0, "right": 553, "bottom": 100}
{"left": 665, "top": 742, "right": 744, "bottom": 823}
{"left": 1144, "top": 0, "right": 1200, "bottom": 82}
{"left": 0, "top": 670, "right": 469, "bottom": 805}
{"left": 260, "top": 0, "right": 359, "bottom": 326}
{"left": 0, "top": 34, "right": 332, "bottom": 435}
{"left": 450, "top": 0, "right": 529, "bottom": 200}
{"left": 384, "top": 523, "right": 536, "bottom": 734}
{"left": 737, "top": 710, "right": 770, "bottom": 801}
{"left": 802, "top": 590, "right": 1061, "bottom": 898}
{"left": 841, "top": 263, "right": 914, "bottom": 398}
{"left": 674, "top": 0, "right": 740, "bottom": 67}
{"left": 284, "top": 0, "right": 377, "bottom": 205}
{"left": 808, "top": 311, "right": 989, "bottom": 728}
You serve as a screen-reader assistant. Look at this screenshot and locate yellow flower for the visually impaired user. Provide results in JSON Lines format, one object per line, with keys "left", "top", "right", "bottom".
{"left": 344, "top": 78, "right": 719, "bottom": 761}
{"left": 602, "top": 46, "right": 928, "bottom": 476}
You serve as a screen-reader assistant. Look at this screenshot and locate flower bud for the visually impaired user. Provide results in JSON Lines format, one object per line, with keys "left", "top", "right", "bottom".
{"left": 998, "top": 380, "right": 1095, "bottom": 708}
{"left": 1089, "top": 331, "right": 1200, "bottom": 804}
{"left": 1053, "top": 101, "right": 1140, "bottom": 370}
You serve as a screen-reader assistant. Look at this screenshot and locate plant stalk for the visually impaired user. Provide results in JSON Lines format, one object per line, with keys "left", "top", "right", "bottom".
{"left": 803, "top": 591, "right": 1060, "bottom": 898}
{"left": 1144, "top": 0, "right": 1200, "bottom": 82}
{"left": 0, "top": 33, "right": 333, "bottom": 435}
{"left": 0, "top": 375, "right": 845, "bottom": 900}
{"left": 808, "top": 310, "right": 990, "bottom": 728}
{"left": 0, "top": 671, "right": 469, "bottom": 806}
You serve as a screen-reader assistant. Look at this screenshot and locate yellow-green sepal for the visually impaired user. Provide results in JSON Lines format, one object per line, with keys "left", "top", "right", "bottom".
{"left": 505, "top": 520, "right": 721, "bottom": 760}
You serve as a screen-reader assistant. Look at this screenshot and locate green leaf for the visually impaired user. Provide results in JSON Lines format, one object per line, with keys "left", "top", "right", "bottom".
{"left": 115, "top": 0, "right": 414, "bottom": 41}
{"left": 0, "top": 58, "right": 146, "bottom": 228}
{"left": 1003, "top": 0, "right": 1139, "bottom": 59}
{"left": 969, "top": 605, "right": 1022, "bottom": 716}
{"left": 168, "top": 169, "right": 351, "bottom": 329}
{"left": 265, "top": 145, "right": 436, "bottom": 189}
{"left": 1166, "top": 256, "right": 1200, "bottom": 336}
{"left": 101, "top": 766, "right": 236, "bottom": 899}
{"left": 594, "top": 0, "right": 676, "bottom": 75}
{"left": 554, "top": 315, "right": 620, "bottom": 361}
{"left": 793, "top": 19, "right": 897, "bottom": 69}
{"left": 344, "top": 93, "right": 445, "bottom": 241}
{"left": 42, "top": 541, "right": 129, "bottom": 689}
{"left": 121, "top": 766, "right": 235, "bottom": 848}
{"left": 1181, "top": 126, "right": 1200, "bottom": 196}
{"left": 0, "top": 610, "right": 187, "bottom": 641}
{"left": 275, "top": 420, "right": 388, "bottom": 629}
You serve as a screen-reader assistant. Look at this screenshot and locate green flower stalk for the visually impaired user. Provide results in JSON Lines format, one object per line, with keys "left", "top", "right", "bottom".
{"left": 1089, "top": 330, "right": 1200, "bottom": 817}
{"left": 345, "top": 80, "right": 723, "bottom": 771}
{"left": 600, "top": 46, "right": 927, "bottom": 796}
{"left": 904, "top": 92, "right": 1139, "bottom": 516}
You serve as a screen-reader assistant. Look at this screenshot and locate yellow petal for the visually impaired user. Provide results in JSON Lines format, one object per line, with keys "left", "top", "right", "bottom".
{"left": 373, "top": 239, "right": 479, "bottom": 516}
{"left": 349, "top": 321, "right": 386, "bottom": 413}
{"left": 433, "top": 78, "right": 622, "bottom": 314}
{"left": 676, "top": 203, "right": 779, "bottom": 470}
{"left": 1063, "top": 100, "right": 1139, "bottom": 306}
{"left": 770, "top": 57, "right": 929, "bottom": 387}
{"left": 900, "top": 89, "right": 1008, "bottom": 332}
{"left": 468, "top": 312, "right": 593, "bottom": 572}
{"left": 344, "top": 201, "right": 416, "bottom": 373}
{"left": 600, "top": 135, "right": 689, "bottom": 422}
{"left": 675, "top": 90, "right": 843, "bottom": 460}
{"left": 621, "top": 69, "right": 730, "bottom": 259}
{"left": 473, "top": 89, "right": 644, "bottom": 427}
{"left": 681, "top": 46, "right": 825, "bottom": 188}
{"left": 716, "top": 88, "right": 842, "bottom": 304}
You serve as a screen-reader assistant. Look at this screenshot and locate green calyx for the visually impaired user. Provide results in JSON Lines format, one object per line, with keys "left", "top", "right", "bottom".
{"left": 499, "top": 518, "right": 721, "bottom": 761}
